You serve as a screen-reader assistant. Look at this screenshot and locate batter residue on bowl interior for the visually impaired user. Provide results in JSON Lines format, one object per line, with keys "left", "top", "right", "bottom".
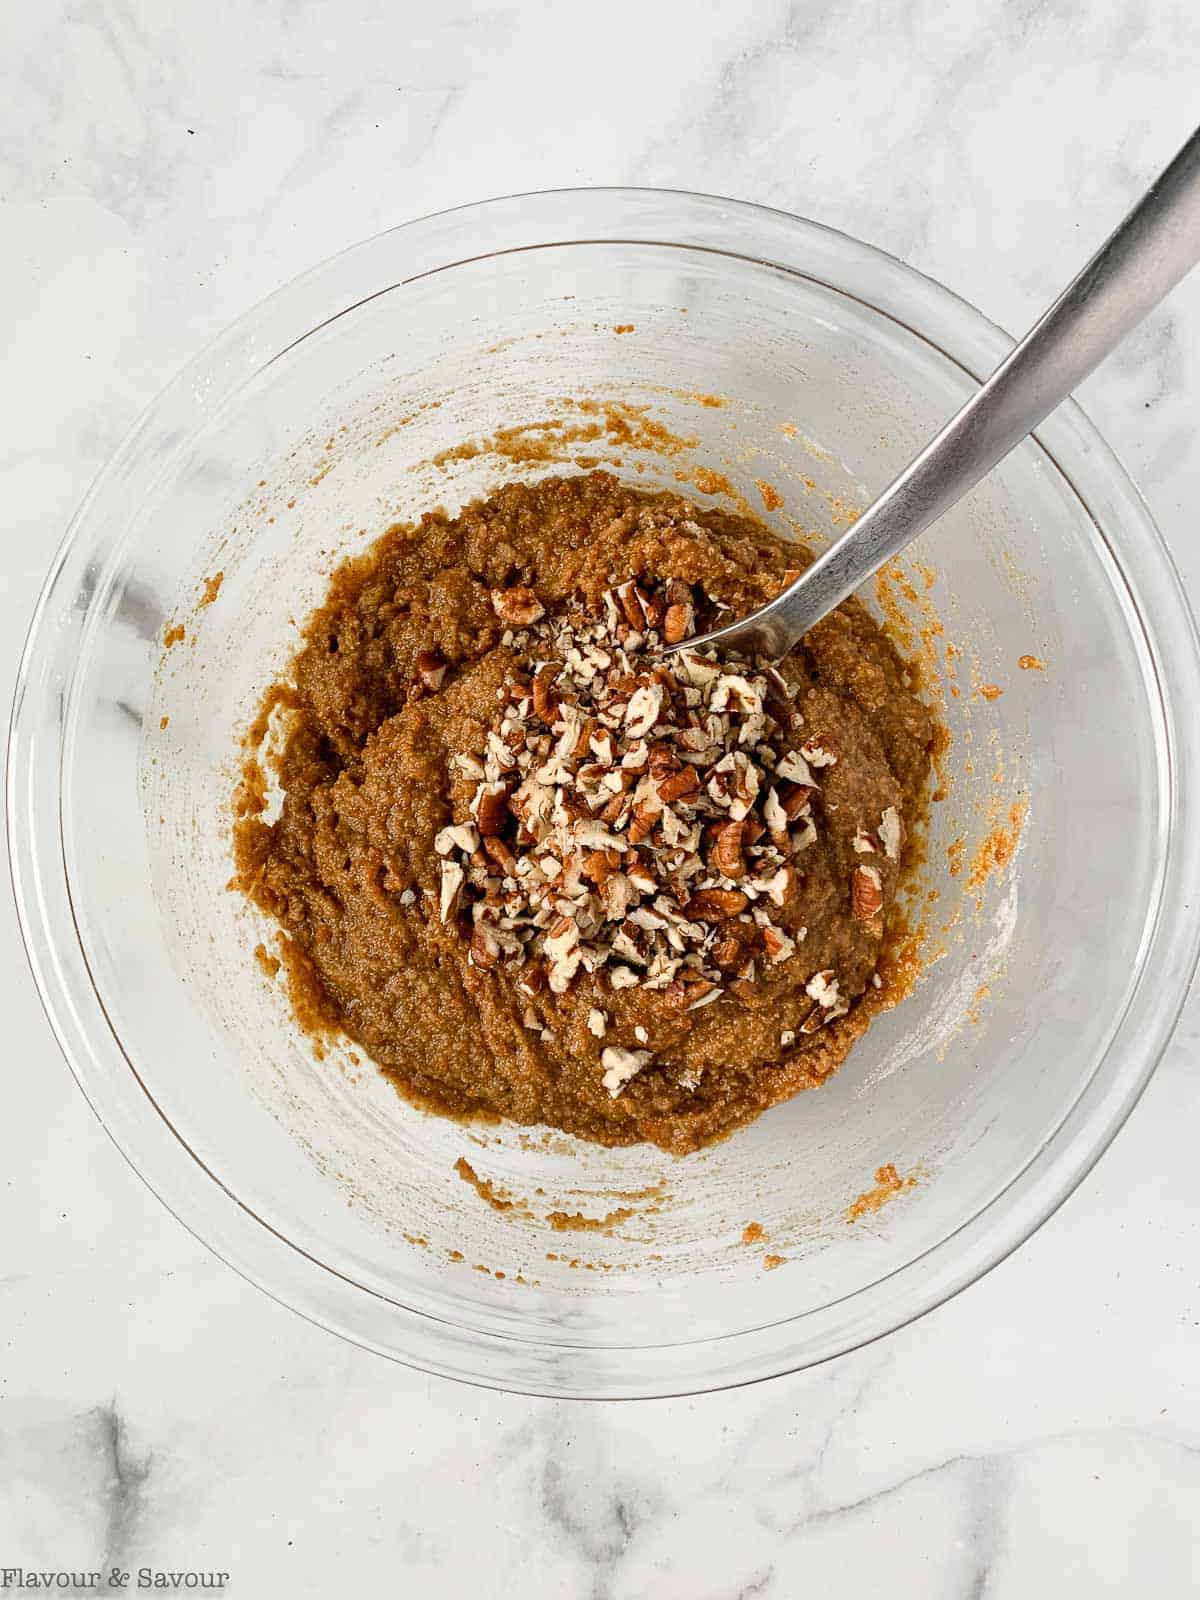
{"left": 846, "top": 1162, "right": 919, "bottom": 1222}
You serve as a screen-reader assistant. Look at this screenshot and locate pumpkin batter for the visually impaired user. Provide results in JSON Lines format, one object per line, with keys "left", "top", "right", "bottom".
{"left": 233, "top": 472, "right": 933, "bottom": 1154}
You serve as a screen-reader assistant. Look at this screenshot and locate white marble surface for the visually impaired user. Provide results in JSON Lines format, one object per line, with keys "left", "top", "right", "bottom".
{"left": 4, "top": 1, "right": 1200, "bottom": 1592}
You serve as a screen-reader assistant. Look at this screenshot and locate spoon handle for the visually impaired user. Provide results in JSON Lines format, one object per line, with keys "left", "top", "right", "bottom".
{"left": 712, "top": 124, "right": 1200, "bottom": 659}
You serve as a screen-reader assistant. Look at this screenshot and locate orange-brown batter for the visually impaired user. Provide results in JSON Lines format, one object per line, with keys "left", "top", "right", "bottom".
{"left": 234, "top": 472, "right": 933, "bottom": 1154}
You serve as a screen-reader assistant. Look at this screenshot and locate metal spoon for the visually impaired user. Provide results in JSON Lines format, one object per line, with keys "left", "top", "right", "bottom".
{"left": 672, "top": 124, "right": 1200, "bottom": 662}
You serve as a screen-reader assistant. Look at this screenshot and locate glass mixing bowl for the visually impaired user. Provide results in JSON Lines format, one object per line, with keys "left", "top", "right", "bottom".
{"left": 11, "top": 190, "right": 1200, "bottom": 1398}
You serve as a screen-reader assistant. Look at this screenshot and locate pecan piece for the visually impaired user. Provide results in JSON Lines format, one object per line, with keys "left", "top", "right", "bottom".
{"left": 615, "top": 581, "right": 649, "bottom": 629}
{"left": 780, "top": 782, "right": 816, "bottom": 820}
{"left": 627, "top": 802, "right": 658, "bottom": 845}
{"left": 469, "top": 925, "right": 500, "bottom": 969}
{"left": 491, "top": 586, "right": 545, "bottom": 626}
{"left": 581, "top": 848, "right": 620, "bottom": 885}
{"left": 879, "top": 806, "right": 902, "bottom": 860}
{"left": 518, "top": 963, "right": 547, "bottom": 996}
{"left": 439, "top": 861, "right": 465, "bottom": 922}
{"left": 656, "top": 765, "right": 700, "bottom": 804}
{"left": 482, "top": 836, "right": 517, "bottom": 876}
{"left": 754, "top": 863, "right": 796, "bottom": 906}
{"left": 686, "top": 887, "right": 749, "bottom": 921}
{"left": 799, "top": 1004, "right": 825, "bottom": 1034}
{"left": 664, "top": 975, "right": 717, "bottom": 1010}
{"left": 558, "top": 789, "right": 591, "bottom": 823}
{"left": 647, "top": 741, "right": 678, "bottom": 781}
{"left": 532, "top": 663, "right": 560, "bottom": 721}
{"left": 800, "top": 738, "right": 837, "bottom": 768}
{"left": 709, "top": 820, "right": 746, "bottom": 880}
{"left": 761, "top": 923, "right": 796, "bottom": 964}
{"left": 662, "top": 600, "right": 695, "bottom": 644}
{"left": 626, "top": 861, "right": 657, "bottom": 894}
{"left": 572, "top": 714, "right": 599, "bottom": 760}
{"left": 601, "top": 1045, "right": 653, "bottom": 1096}
{"left": 852, "top": 864, "right": 884, "bottom": 922}
{"left": 475, "top": 783, "right": 511, "bottom": 837}
{"left": 641, "top": 589, "right": 665, "bottom": 629}
{"left": 414, "top": 649, "right": 447, "bottom": 692}
{"left": 624, "top": 683, "right": 664, "bottom": 739}
{"left": 742, "top": 815, "right": 767, "bottom": 847}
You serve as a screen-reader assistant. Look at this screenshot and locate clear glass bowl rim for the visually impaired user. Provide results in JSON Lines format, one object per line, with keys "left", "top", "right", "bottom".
{"left": 9, "top": 186, "right": 1200, "bottom": 1398}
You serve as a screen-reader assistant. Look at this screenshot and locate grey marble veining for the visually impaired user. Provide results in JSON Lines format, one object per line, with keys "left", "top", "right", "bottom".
{"left": 3, "top": 1, "right": 1200, "bottom": 1593}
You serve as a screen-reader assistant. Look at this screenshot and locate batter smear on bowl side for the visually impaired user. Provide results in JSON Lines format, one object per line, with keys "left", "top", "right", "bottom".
{"left": 233, "top": 471, "right": 934, "bottom": 1154}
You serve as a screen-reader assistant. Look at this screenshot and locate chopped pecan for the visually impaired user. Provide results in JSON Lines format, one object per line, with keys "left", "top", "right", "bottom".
{"left": 879, "top": 806, "right": 902, "bottom": 860}
{"left": 852, "top": 864, "right": 884, "bottom": 922}
{"left": 600, "top": 1045, "right": 653, "bottom": 1096}
{"left": 558, "top": 789, "right": 591, "bottom": 822}
{"left": 763, "top": 787, "right": 789, "bottom": 845}
{"left": 430, "top": 568, "right": 827, "bottom": 1006}
{"left": 624, "top": 683, "right": 664, "bottom": 739}
{"left": 656, "top": 765, "right": 700, "bottom": 803}
{"left": 665, "top": 975, "right": 717, "bottom": 1010}
{"left": 806, "top": 969, "right": 841, "bottom": 1008}
{"left": 626, "top": 861, "right": 657, "bottom": 894}
{"left": 615, "top": 581, "right": 648, "bottom": 628}
{"left": 662, "top": 601, "right": 695, "bottom": 644}
{"left": 799, "top": 1003, "right": 825, "bottom": 1034}
{"left": 491, "top": 586, "right": 545, "bottom": 626}
{"left": 761, "top": 923, "right": 796, "bottom": 964}
{"left": 742, "top": 816, "right": 767, "bottom": 847}
{"left": 435, "top": 822, "right": 479, "bottom": 857}
{"left": 532, "top": 663, "right": 560, "bottom": 721}
{"left": 647, "top": 741, "right": 678, "bottom": 781}
{"left": 581, "top": 849, "right": 619, "bottom": 885}
{"left": 627, "top": 802, "right": 658, "bottom": 844}
{"left": 482, "top": 836, "right": 517, "bottom": 875}
{"left": 641, "top": 589, "right": 665, "bottom": 629}
{"left": 439, "top": 861, "right": 465, "bottom": 922}
{"left": 475, "top": 783, "right": 511, "bottom": 837}
{"left": 414, "top": 649, "right": 447, "bottom": 692}
{"left": 686, "top": 887, "right": 749, "bottom": 921}
{"left": 469, "top": 925, "right": 499, "bottom": 969}
{"left": 712, "top": 932, "right": 745, "bottom": 969}
{"left": 571, "top": 714, "right": 598, "bottom": 760}
{"left": 776, "top": 749, "right": 815, "bottom": 786}
{"left": 710, "top": 821, "right": 746, "bottom": 880}
{"left": 800, "top": 738, "right": 837, "bottom": 768}
{"left": 780, "top": 782, "right": 816, "bottom": 819}
{"left": 755, "top": 863, "right": 796, "bottom": 906}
